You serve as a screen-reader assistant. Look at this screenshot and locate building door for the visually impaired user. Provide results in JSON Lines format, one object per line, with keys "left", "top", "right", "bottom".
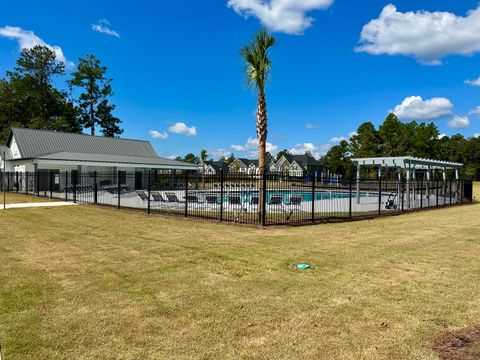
{"left": 135, "top": 172, "right": 143, "bottom": 190}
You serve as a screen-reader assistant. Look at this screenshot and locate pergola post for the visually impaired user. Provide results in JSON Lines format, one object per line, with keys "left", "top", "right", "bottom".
{"left": 442, "top": 167, "right": 447, "bottom": 205}
{"left": 397, "top": 167, "right": 402, "bottom": 206}
{"left": 426, "top": 166, "right": 431, "bottom": 206}
{"left": 356, "top": 164, "right": 361, "bottom": 205}
{"left": 412, "top": 167, "right": 417, "bottom": 208}
{"left": 378, "top": 166, "right": 382, "bottom": 212}
{"left": 406, "top": 167, "right": 411, "bottom": 210}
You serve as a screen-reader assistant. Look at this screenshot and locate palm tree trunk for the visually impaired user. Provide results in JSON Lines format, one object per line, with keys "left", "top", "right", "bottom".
{"left": 257, "top": 88, "right": 268, "bottom": 224}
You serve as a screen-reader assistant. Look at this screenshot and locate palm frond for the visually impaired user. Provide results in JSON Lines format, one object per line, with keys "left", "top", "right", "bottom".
{"left": 240, "top": 28, "right": 276, "bottom": 91}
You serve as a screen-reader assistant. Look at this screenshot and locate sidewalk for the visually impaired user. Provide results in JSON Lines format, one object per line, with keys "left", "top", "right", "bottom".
{"left": 0, "top": 202, "right": 77, "bottom": 210}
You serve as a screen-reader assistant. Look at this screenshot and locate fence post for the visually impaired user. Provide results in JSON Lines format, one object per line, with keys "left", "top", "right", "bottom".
{"left": 65, "top": 171, "right": 68, "bottom": 202}
{"left": 378, "top": 176, "right": 382, "bottom": 216}
{"left": 349, "top": 178, "right": 353, "bottom": 219}
{"left": 311, "top": 175, "right": 315, "bottom": 223}
{"left": 401, "top": 177, "right": 405, "bottom": 212}
{"left": 7, "top": 172, "right": 9, "bottom": 192}
{"left": 436, "top": 179, "right": 439, "bottom": 208}
{"left": 261, "top": 171, "right": 267, "bottom": 226}
{"left": 73, "top": 171, "right": 77, "bottom": 204}
{"left": 15, "top": 171, "right": 18, "bottom": 193}
{"left": 26, "top": 171, "right": 29, "bottom": 195}
{"left": 94, "top": 171, "right": 98, "bottom": 204}
{"left": 117, "top": 171, "right": 121, "bottom": 209}
{"left": 147, "top": 170, "right": 151, "bottom": 214}
{"left": 49, "top": 170, "right": 53, "bottom": 198}
{"left": 220, "top": 170, "right": 224, "bottom": 222}
{"left": 420, "top": 176, "right": 423, "bottom": 209}
{"left": 184, "top": 171, "right": 188, "bottom": 218}
{"left": 36, "top": 171, "right": 40, "bottom": 197}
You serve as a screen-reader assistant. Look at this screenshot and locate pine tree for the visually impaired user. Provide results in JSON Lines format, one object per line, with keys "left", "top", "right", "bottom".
{"left": 69, "top": 54, "right": 123, "bottom": 137}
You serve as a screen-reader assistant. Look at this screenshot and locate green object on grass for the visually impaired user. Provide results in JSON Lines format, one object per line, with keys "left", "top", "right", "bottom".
{"left": 297, "top": 263, "right": 311, "bottom": 270}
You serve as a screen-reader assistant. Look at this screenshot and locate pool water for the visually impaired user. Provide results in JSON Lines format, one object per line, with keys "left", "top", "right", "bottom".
{"left": 223, "top": 190, "right": 373, "bottom": 203}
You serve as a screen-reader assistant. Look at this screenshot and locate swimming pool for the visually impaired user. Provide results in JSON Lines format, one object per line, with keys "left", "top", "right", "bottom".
{"left": 216, "top": 190, "right": 375, "bottom": 203}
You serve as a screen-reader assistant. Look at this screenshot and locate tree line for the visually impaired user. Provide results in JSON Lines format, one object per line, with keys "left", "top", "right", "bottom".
{"left": 0, "top": 45, "right": 122, "bottom": 143}
{"left": 178, "top": 113, "right": 480, "bottom": 181}
{"left": 322, "top": 113, "right": 480, "bottom": 180}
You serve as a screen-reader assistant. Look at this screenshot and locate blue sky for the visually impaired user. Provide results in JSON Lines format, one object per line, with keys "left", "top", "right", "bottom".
{"left": 1, "top": 0, "right": 480, "bottom": 159}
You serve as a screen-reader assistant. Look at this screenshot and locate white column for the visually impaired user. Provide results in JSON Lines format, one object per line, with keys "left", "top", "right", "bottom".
{"left": 356, "top": 164, "right": 361, "bottom": 204}
{"left": 397, "top": 167, "right": 402, "bottom": 205}
{"left": 378, "top": 166, "right": 382, "bottom": 207}
{"left": 426, "top": 166, "right": 431, "bottom": 206}
{"left": 412, "top": 167, "right": 417, "bottom": 208}
{"left": 406, "top": 167, "right": 411, "bottom": 209}
{"left": 443, "top": 168, "right": 447, "bottom": 205}
{"left": 455, "top": 169, "right": 459, "bottom": 180}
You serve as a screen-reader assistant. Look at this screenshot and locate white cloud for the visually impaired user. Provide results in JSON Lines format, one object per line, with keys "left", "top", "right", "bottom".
{"left": 391, "top": 96, "right": 453, "bottom": 121}
{"left": 209, "top": 148, "right": 231, "bottom": 159}
{"left": 0, "top": 26, "right": 72, "bottom": 67}
{"left": 91, "top": 20, "right": 120, "bottom": 38}
{"left": 167, "top": 154, "right": 180, "bottom": 160}
{"left": 305, "top": 123, "right": 320, "bottom": 129}
{"left": 465, "top": 76, "right": 480, "bottom": 87}
{"left": 448, "top": 115, "right": 470, "bottom": 129}
{"left": 356, "top": 4, "right": 480, "bottom": 65}
{"left": 437, "top": 133, "right": 447, "bottom": 139}
{"left": 348, "top": 131, "right": 358, "bottom": 139}
{"left": 474, "top": 133, "right": 480, "bottom": 138}
{"left": 469, "top": 106, "right": 480, "bottom": 115}
{"left": 227, "top": 0, "right": 334, "bottom": 34}
{"left": 329, "top": 136, "right": 347, "bottom": 144}
{"left": 289, "top": 143, "right": 330, "bottom": 159}
{"left": 231, "top": 144, "right": 245, "bottom": 152}
{"left": 149, "top": 130, "right": 168, "bottom": 140}
{"left": 168, "top": 122, "right": 197, "bottom": 136}
{"left": 231, "top": 137, "right": 278, "bottom": 157}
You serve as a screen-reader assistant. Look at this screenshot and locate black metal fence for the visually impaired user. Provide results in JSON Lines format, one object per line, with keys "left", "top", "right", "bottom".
{"left": 0, "top": 170, "right": 473, "bottom": 226}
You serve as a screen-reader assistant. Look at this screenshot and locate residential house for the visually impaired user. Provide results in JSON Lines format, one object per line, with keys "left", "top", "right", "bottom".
{"left": 199, "top": 160, "right": 229, "bottom": 175}
{"left": 229, "top": 155, "right": 276, "bottom": 174}
{"left": 275, "top": 154, "right": 323, "bottom": 177}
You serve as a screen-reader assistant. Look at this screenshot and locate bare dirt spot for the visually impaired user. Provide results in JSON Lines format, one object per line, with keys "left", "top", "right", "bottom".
{"left": 433, "top": 326, "right": 480, "bottom": 360}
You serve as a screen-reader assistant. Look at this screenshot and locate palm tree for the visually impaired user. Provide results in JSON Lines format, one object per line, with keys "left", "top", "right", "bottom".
{"left": 200, "top": 148, "right": 208, "bottom": 188}
{"left": 241, "top": 28, "right": 276, "bottom": 223}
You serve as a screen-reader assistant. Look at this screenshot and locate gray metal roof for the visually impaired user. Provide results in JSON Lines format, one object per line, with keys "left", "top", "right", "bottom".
{"left": 36, "top": 152, "right": 197, "bottom": 169}
{"left": 8, "top": 128, "right": 159, "bottom": 159}
{"left": 5, "top": 128, "right": 197, "bottom": 170}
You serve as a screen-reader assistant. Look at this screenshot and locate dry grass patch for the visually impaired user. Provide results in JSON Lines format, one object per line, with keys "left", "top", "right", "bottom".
{"left": 1, "top": 193, "right": 60, "bottom": 204}
{"left": 473, "top": 181, "right": 480, "bottom": 202}
{"left": 0, "top": 193, "right": 479, "bottom": 359}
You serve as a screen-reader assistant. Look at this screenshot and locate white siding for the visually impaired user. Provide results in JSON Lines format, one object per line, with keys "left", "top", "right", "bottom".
{"left": 10, "top": 136, "right": 21, "bottom": 159}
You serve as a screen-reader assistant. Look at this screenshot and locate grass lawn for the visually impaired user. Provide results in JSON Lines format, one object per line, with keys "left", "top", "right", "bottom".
{"left": 0, "top": 184, "right": 479, "bottom": 359}
{"left": 1, "top": 192, "right": 60, "bottom": 204}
